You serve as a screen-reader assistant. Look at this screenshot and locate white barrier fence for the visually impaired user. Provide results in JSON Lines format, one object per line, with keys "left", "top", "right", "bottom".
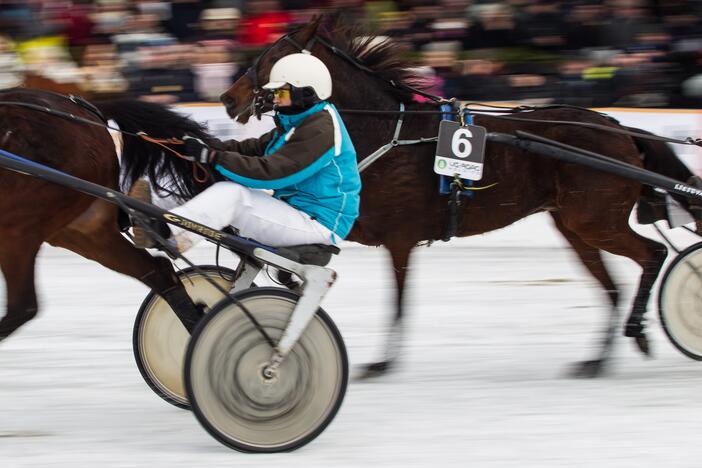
{"left": 601, "top": 108, "right": 702, "bottom": 175}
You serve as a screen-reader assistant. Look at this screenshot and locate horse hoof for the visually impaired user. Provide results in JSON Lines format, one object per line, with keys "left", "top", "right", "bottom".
{"left": 634, "top": 335, "right": 653, "bottom": 358}
{"left": 570, "top": 360, "right": 606, "bottom": 378}
{"left": 624, "top": 321, "right": 644, "bottom": 338}
{"left": 356, "top": 361, "right": 393, "bottom": 380}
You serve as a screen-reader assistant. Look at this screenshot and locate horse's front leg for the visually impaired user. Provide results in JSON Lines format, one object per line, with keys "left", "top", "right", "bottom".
{"left": 623, "top": 246, "right": 668, "bottom": 354}
{"left": 47, "top": 201, "right": 203, "bottom": 332}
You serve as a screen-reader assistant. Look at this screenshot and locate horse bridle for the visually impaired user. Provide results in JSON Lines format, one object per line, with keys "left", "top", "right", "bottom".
{"left": 242, "top": 33, "right": 314, "bottom": 119}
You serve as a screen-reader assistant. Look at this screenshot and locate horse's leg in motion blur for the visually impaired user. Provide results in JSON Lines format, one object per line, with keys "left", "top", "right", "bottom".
{"left": 0, "top": 237, "right": 42, "bottom": 341}
{"left": 551, "top": 212, "right": 620, "bottom": 377}
{"left": 47, "top": 200, "right": 203, "bottom": 332}
{"left": 554, "top": 207, "right": 667, "bottom": 375}
{"left": 362, "top": 240, "right": 415, "bottom": 378}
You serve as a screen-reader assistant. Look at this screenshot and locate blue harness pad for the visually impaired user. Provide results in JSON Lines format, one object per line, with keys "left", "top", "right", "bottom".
{"left": 438, "top": 104, "right": 474, "bottom": 198}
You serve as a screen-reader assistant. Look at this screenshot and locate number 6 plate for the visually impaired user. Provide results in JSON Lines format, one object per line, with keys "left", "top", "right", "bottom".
{"left": 434, "top": 120, "right": 487, "bottom": 181}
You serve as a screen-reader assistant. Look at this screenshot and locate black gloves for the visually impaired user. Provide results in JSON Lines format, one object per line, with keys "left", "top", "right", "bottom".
{"left": 182, "top": 136, "right": 218, "bottom": 164}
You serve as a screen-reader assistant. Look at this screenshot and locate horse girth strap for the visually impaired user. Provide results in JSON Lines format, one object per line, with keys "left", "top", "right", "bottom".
{"left": 357, "top": 102, "right": 438, "bottom": 173}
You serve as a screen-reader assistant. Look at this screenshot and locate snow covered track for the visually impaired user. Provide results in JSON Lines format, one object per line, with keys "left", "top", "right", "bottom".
{"left": 1, "top": 237, "right": 702, "bottom": 467}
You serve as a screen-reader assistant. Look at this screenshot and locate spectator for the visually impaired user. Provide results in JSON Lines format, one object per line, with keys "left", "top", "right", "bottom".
{"left": 0, "top": 35, "right": 24, "bottom": 89}
{"left": 3, "top": 0, "right": 702, "bottom": 108}
{"left": 238, "top": 0, "right": 291, "bottom": 48}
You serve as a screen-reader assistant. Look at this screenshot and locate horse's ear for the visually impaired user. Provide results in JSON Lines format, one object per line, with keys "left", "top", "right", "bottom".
{"left": 299, "top": 15, "right": 324, "bottom": 42}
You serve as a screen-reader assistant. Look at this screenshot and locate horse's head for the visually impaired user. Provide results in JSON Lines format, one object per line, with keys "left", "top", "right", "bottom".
{"left": 220, "top": 17, "right": 323, "bottom": 124}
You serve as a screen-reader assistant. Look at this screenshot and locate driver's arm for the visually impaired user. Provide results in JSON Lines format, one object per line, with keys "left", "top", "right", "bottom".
{"left": 214, "top": 129, "right": 277, "bottom": 157}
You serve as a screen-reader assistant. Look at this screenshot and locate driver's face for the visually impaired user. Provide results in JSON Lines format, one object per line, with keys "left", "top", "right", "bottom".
{"left": 273, "top": 86, "right": 292, "bottom": 107}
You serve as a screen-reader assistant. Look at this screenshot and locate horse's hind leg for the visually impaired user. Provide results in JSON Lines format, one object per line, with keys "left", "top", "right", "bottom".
{"left": 556, "top": 209, "right": 667, "bottom": 362}
{"left": 551, "top": 213, "right": 620, "bottom": 377}
{"left": 0, "top": 237, "right": 41, "bottom": 341}
{"left": 587, "top": 227, "right": 666, "bottom": 355}
{"left": 48, "top": 202, "right": 203, "bottom": 332}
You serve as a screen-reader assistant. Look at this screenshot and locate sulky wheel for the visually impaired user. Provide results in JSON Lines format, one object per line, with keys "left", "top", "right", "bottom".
{"left": 133, "top": 265, "right": 236, "bottom": 409}
{"left": 659, "top": 242, "right": 702, "bottom": 360}
{"left": 184, "top": 287, "right": 348, "bottom": 453}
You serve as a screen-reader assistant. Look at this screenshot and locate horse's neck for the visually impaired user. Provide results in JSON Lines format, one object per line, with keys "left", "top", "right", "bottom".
{"left": 334, "top": 92, "right": 402, "bottom": 136}
{"left": 334, "top": 93, "right": 438, "bottom": 154}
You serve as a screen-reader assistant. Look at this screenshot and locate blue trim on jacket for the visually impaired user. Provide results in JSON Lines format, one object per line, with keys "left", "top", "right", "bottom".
{"left": 215, "top": 102, "right": 361, "bottom": 240}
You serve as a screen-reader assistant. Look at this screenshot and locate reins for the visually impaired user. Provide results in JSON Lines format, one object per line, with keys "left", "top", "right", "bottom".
{"left": 136, "top": 133, "right": 210, "bottom": 183}
{"left": 334, "top": 104, "right": 702, "bottom": 148}
{"left": 0, "top": 99, "right": 211, "bottom": 183}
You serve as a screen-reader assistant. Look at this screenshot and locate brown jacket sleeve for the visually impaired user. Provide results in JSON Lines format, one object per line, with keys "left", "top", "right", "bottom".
{"left": 215, "top": 129, "right": 277, "bottom": 156}
{"left": 212, "top": 111, "right": 335, "bottom": 190}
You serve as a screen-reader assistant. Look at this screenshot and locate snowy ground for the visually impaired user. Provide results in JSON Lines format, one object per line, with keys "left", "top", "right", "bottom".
{"left": 2, "top": 215, "right": 702, "bottom": 468}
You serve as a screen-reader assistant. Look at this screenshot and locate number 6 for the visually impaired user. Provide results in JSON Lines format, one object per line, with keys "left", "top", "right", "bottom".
{"left": 451, "top": 128, "right": 473, "bottom": 158}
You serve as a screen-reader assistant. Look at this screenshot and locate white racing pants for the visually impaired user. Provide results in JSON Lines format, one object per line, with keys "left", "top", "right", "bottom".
{"left": 166, "top": 181, "right": 338, "bottom": 247}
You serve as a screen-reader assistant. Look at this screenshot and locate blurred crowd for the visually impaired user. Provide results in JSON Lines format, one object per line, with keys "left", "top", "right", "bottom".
{"left": 2, "top": 0, "right": 702, "bottom": 108}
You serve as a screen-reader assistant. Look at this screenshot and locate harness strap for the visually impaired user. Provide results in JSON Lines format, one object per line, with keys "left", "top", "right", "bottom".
{"left": 484, "top": 112, "right": 702, "bottom": 147}
{"left": 440, "top": 102, "right": 474, "bottom": 242}
{"left": 357, "top": 102, "right": 438, "bottom": 173}
{"left": 68, "top": 94, "right": 107, "bottom": 123}
{"left": 283, "top": 35, "right": 317, "bottom": 54}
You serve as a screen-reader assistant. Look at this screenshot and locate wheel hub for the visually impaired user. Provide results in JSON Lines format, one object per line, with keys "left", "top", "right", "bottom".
{"left": 224, "top": 340, "right": 310, "bottom": 420}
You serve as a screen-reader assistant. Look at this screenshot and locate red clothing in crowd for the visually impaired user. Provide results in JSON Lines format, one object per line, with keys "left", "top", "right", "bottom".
{"left": 238, "top": 10, "right": 293, "bottom": 47}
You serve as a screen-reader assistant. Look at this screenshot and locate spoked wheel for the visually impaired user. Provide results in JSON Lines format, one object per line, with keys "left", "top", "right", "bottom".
{"left": 185, "top": 287, "right": 348, "bottom": 453}
{"left": 133, "top": 265, "right": 236, "bottom": 409}
{"left": 659, "top": 242, "right": 702, "bottom": 360}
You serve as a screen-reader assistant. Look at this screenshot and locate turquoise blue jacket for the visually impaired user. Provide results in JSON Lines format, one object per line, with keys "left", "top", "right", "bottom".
{"left": 214, "top": 102, "right": 361, "bottom": 240}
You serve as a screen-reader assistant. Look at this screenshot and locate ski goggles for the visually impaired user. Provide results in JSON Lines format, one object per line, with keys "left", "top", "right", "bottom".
{"left": 272, "top": 88, "right": 291, "bottom": 99}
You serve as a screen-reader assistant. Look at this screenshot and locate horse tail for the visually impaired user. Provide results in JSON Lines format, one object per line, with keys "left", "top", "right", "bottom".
{"left": 630, "top": 126, "right": 701, "bottom": 224}
{"left": 94, "top": 99, "right": 215, "bottom": 199}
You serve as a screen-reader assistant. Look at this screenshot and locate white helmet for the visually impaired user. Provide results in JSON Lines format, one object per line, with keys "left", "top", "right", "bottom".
{"left": 262, "top": 53, "right": 332, "bottom": 100}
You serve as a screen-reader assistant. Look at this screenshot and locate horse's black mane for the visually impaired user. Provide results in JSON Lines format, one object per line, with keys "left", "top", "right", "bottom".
{"left": 96, "top": 98, "right": 216, "bottom": 199}
{"left": 317, "top": 21, "right": 425, "bottom": 102}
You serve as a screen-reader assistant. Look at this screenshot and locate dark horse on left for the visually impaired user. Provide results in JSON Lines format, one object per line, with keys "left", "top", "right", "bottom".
{"left": 0, "top": 88, "right": 213, "bottom": 341}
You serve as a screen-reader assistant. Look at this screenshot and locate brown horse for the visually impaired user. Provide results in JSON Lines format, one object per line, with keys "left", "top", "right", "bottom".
{"left": 0, "top": 88, "right": 215, "bottom": 342}
{"left": 22, "top": 72, "right": 88, "bottom": 99}
{"left": 220, "top": 19, "right": 697, "bottom": 377}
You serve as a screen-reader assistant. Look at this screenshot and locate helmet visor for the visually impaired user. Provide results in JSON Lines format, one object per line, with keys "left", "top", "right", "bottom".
{"left": 262, "top": 81, "right": 287, "bottom": 90}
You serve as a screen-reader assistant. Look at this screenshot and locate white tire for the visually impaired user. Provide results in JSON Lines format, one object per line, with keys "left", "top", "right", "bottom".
{"left": 659, "top": 242, "right": 702, "bottom": 360}
{"left": 133, "top": 266, "right": 235, "bottom": 408}
{"left": 185, "top": 287, "right": 348, "bottom": 452}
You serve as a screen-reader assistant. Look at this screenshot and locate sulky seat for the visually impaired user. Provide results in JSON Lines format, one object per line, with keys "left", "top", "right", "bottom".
{"left": 275, "top": 244, "right": 340, "bottom": 267}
